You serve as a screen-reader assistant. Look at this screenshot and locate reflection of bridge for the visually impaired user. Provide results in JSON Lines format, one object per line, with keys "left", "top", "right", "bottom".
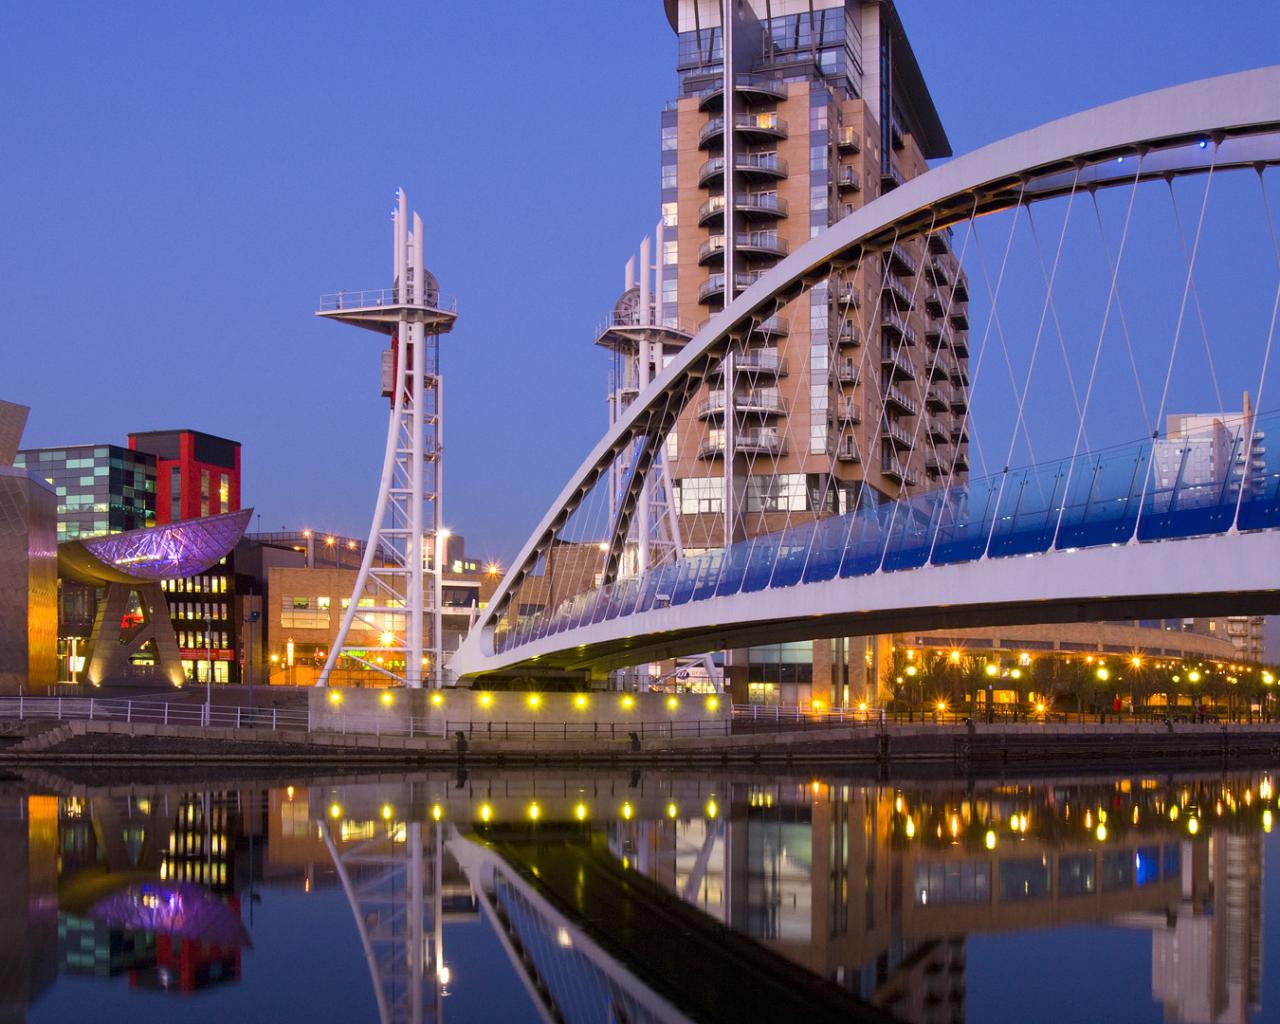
{"left": 451, "top": 68, "right": 1280, "bottom": 684}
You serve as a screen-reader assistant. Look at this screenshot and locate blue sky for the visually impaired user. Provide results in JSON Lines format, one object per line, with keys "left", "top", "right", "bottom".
{"left": 2, "top": 2, "right": 1278, "bottom": 649}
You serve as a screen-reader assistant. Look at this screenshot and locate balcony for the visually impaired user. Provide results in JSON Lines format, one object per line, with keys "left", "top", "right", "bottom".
{"left": 754, "top": 314, "right": 789, "bottom": 338}
{"left": 950, "top": 302, "right": 970, "bottom": 330}
{"left": 836, "top": 401, "right": 862, "bottom": 424}
{"left": 950, "top": 389, "right": 968, "bottom": 413}
{"left": 881, "top": 310, "right": 918, "bottom": 347}
{"left": 928, "top": 357, "right": 954, "bottom": 383}
{"left": 885, "top": 350, "right": 916, "bottom": 386}
{"left": 835, "top": 320, "right": 860, "bottom": 346}
{"left": 696, "top": 74, "right": 788, "bottom": 111}
{"left": 928, "top": 231, "right": 951, "bottom": 256}
{"left": 881, "top": 164, "right": 906, "bottom": 191}
{"left": 887, "top": 243, "right": 918, "bottom": 277}
{"left": 951, "top": 332, "right": 969, "bottom": 358}
{"left": 696, "top": 389, "right": 785, "bottom": 420}
{"left": 951, "top": 422, "right": 970, "bottom": 444}
{"left": 707, "top": 349, "right": 786, "bottom": 377}
{"left": 699, "top": 112, "right": 788, "bottom": 149}
{"left": 951, "top": 364, "right": 970, "bottom": 388}
{"left": 924, "top": 316, "right": 953, "bottom": 349}
{"left": 836, "top": 438, "right": 861, "bottom": 463}
{"left": 836, "top": 361, "right": 860, "bottom": 385}
{"left": 697, "top": 192, "right": 789, "bottom": 226}
{"left": 835, "top": 282, "right": 860, "bottom": 307}
{"left": 882, "top": 382, "right": 918, "bottom": 416}
{"left": 882, "top": 420, "right": 914, "bottom": 450}
{"left": 698, "top": 231, "right": 790, "bottom": 266}
{"left": 836, "top": 126, "right": 861, "bottom": 152}
{"left": 836, "top": 167, "right": 861, "bottom": 192}
{"left": 953, "top": 450, "right": 970, "bottom": 472}
{"left": 954, "top": 280, "right": 970, "bottom": 303}
{"left": 927, "top": 258, "right": 950, "bottom": 288}
{"left": 925, "top": 386, "right": 950, "bottom": 411}
{"left": 698, "top": 271, "right": 763, "bottom": 304}
{"left": 925, "top": 292, "right": 946, "bottom": 318}
{"left": 926, "top": 417, "right": 950, "bottom": 443}
{"left": 881, "top": 456, "right": 919, "bottom": 486}
{"left": 925, "top": 453, "right": 949, "bottom": 477}
{"left": 698, "top": 428, "right": 784, "bottom": 459}
{"left": 882, "top": 278, "right": 914, "bottom": 313}
{"left": 698, "top": 153, "right": 789, "bottom": 187}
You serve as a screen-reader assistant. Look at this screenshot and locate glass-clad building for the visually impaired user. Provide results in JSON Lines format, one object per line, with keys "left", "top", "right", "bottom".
{"left": 14, "top": 444, "right": 155, "bottom": 542}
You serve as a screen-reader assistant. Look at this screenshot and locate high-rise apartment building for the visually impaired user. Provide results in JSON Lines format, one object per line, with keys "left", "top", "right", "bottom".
{"left": 601, "top": 1, "right": 970, "bottom": 705}
{"left": 1154, "top": 397, "right": 1268, "bottom": 662}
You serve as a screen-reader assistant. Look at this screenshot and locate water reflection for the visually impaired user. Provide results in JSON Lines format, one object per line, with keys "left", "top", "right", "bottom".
{"left": 0, "top": 769, "right": 1273, "bottom": 1023}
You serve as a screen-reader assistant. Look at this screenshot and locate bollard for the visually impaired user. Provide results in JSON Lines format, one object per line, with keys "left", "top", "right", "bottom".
{"left": 272, "top": 708, "right": 278, "bottom": 730}
{"left": 89, "top": 698, "right": 94, "bottom": 722}
{"left": 236, "top": 708, "right": 241, "bottom": 729}
{"left": 164, "top": 703, "right": 169, "bottom": 726}
{"left": 126, "top": 700, "right": 132, "bottom": 724}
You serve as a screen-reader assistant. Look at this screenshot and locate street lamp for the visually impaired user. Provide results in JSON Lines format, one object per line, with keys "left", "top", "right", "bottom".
{"left": 203, "top": 613, "right": 213, "bottom": 726}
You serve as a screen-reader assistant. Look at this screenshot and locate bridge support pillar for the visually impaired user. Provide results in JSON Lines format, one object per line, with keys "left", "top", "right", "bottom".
{"left": 724, "top": 661, "right": 750, "bottom": 706}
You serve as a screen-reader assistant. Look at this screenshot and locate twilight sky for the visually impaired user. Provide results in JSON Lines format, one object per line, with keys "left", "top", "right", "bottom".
{"left": 2, "top": 2, "right": 1278, "bottom": 649}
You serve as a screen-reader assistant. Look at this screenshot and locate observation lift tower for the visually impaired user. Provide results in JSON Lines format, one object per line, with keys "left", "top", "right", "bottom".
{"left": 315, "top": 189, "right": 456, "bottom": 689}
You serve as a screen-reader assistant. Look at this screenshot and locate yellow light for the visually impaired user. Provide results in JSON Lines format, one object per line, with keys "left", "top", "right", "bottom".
{"left": 485, "top": 562, "right": 501, "bottom": 577}
{"left": 706, "top": 799, "right": 718, "bottom": 818}
{"left": 478, "top": 803, "right": 493, "bottom": 823}
{"left": 666, "top": 696, "right": 679, "bottom": 711}
{"left": 1261, "top": 778, "right": 1273, "bottom": 800}
{"left": 1169, "top": 805, "right": 1179, "bottom": 821}
{"left": 705, "top": 696, "right": 719, "bottom": 712}
{"left": 985, "top": 830, "right": 997, "bottom": 850}
{"left": 478, "top": 692, "right": 493, "bottom": 708}
{"left": 1263, "top": 671, "right": 1275, "bottom": 685}
{"left": 857, "top": 701, "right": 869, "bottom": 713}
{"left": 1096, "top": 824, "right": 1107, "bottom": 842}
{"left": 936, "top": 700, "right": 947, "bottom": 713}
{"left": 904, "top": 665, "right": 917, "bottom": 677}
{"left": 597, "top": 541, "right": 609, "bottom": 552}
{"left": 621, "top": 802, "right": 634, "bottom": 820}
{"left": 1095, "top": 667, "right": 1110, "bottom": 682}
{"left": 1035, "top": 701, "right": 1046, "bottom": 714}
{"left": 1188, "top": 670, "right": 1202, "bottom": 683}
{"left": 949, "top": 649, "right": 962, "bottom": 664}
{"left": 431, "top": 692, "right": 444, "bottom": 706}
{"left": 527, "top": 694, "right": 541, "bottom": 709}
{"left": 621, "top": 695, "right": 635, "bottom": 710}
{"left": 574, "top": 694, "right": 588, "bottom": 709}
{"left": 666, "top": 802, "right": 678, "bottom": 819}
{"left": 325, "top": 535, "right": 334, "bottom": 546}
{"left": 431, "top": 804, "right": 443, "bottom": 821}
{"left": 1010, "top": 668, "right": 1022, "bottom": 680}
{"left": 1130, "top": 656, "right": 1143, "bottom": 669}
{"left": 286, "top": 785, "right": 295, "bottom": 800}
{"left": 328, "top": 690, "right": 343, "bottom": 706}
{"left": 380, "top": 691, "right": 394, "bottom": 706}
{"left": 329, "top": 803, "right": 342, "bottom": 820}
{"left": 528, "top": 802, "right": 541, "bottom": 821}
{"left": 1188, "top": 817, "right": 1199, "bottom": 835}
{"left": 574, "top": 802, "right": 588, "bottom": 821}
{"left": 270, "top": 653, "right": 279, "bottom": 663}
{"left": 905, "top": 816, "right": 916, "bottom": 838}
{"left": 1264, "top": 810, "right": 1273, "bottom": 833}
{"left": 906, "top": 649, "right": 916, "bottom": 661}
{"left": 381, "top": 804, "right": 393, "bottom": 820}
{"left": 380, "top": 630, "right": 395, "bottom": 646}
{"left": 985, "top": 663, "right": 999, "bottom": 677}
{"left": 812, "top": 698, "right": 826, "bottom": 713}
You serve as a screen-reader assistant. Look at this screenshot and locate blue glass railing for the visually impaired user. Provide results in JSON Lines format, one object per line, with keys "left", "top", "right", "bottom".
{"left": 493, "top": 411, "right": 1280, "bottom": 654}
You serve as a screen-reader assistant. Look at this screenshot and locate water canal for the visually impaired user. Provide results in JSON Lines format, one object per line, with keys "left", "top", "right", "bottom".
{"left": 5, "top": 766, "right": 1276, "bottom": 1023}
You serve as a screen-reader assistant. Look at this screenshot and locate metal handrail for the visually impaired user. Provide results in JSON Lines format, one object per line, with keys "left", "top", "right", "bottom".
{"left": 318, "top": 288, "right": 456, "bottom": 312}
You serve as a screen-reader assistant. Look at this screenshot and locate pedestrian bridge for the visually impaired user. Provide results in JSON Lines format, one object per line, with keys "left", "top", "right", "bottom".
{"left": 450, "top": 67, "right": 1280, "bottom": 683}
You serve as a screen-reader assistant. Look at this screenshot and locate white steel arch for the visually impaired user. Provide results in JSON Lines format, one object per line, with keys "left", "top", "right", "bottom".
{"left": 452, "top": 66, "right": 1280, "bottom": 681}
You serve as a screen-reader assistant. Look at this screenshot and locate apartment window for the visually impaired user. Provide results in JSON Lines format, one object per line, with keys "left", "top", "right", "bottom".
{"left": 677, "top": 477, "right": 722, "bottom": 515}
{"left": 665, "top": 433, "right": 678, "bottom": 460}
{"left": 200, "top": 469, "right": 210, "bottom": 517}
{"left": 661, "top": 202, "right": 678, "bottom": 227}
{"left": 662, "top": 239, "right": 678, "bottom": 266}
{"left": 745, "top": 474, "right": 808, "bottom": 513}
{"left": 914, "top": 861, "right": 991, "bottom": 905}
{"left": 281, "top": 597, "right": 328, "bottom": 629}
{"left": 661, "top": 164, "right": 677, "bottom": 189}
{"left": 218, "top": 473, "right": 230, "bottom": 512}
{"left": 660, "top": 124, "right": 677, "bottom": 151}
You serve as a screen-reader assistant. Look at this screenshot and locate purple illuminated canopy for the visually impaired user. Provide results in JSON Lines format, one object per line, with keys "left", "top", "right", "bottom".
{"left": 58, "top": 508, "right": 253, "bottom": 584}
{"left": 90, "top": 882, "right": 252, "bottom": 948}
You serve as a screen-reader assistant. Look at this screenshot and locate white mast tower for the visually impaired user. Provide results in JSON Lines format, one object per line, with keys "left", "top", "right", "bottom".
{"left": 316, "top": 189, "right": 455, "bottom": 689}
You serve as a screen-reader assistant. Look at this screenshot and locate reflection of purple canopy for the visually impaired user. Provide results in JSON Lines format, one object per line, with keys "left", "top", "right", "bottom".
{"left": 90, "top": 883, "right": 252, "bottom": 948}
{"left": 58, "top": 508, "right": 252, "bottom": 584}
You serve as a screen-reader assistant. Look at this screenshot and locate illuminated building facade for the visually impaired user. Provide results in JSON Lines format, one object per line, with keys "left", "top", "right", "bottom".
{"left": 128, "top": 429, "right": 241, "bottom": 525}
